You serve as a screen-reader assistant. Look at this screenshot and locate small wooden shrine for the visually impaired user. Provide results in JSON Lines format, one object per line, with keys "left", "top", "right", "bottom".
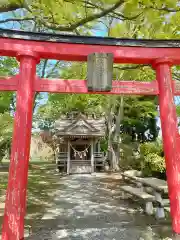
{"left": 54, "top": 112, "right": 106, "bottom": 174}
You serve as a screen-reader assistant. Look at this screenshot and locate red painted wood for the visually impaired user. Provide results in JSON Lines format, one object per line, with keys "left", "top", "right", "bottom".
{"left": 34, "top": 78, "right": 180, "bottom": 95}
{"left": 1, "top": 38, "right": 180, "bottom": 64}
{"left": 1, "top": 74, "right": 180, "bottom": 97}
{"left": 35, "top": 79, "right": 159, "bottom": 95}
{"left": 0, "top": 76, "right": 18, "bottom": 91}
{"left": 1, "top": 35, "right": 180, "bottom": 236}
{"left": 1, "top": 55, "right": 38, "bottom": 240}
{"left": 155, "top": 60, "right": 180, "bottom": 234}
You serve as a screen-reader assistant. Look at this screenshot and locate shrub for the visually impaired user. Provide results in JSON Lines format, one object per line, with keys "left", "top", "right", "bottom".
{"left": 119, "top": 142, "right": 142, "bottom": 171}
{"left": 140, "top": 142, "right": 166, "bottom": 177}
{"left": 140, "top": 142, "right": 163, "bottom": 156}
{"left": 142, "top": 153, "right": 166, "bottom": 176}
{"left": 119, "top": 141, "right": 166, "bottom": 179}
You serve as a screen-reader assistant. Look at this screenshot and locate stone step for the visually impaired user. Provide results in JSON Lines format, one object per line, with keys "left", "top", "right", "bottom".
{"left": 70, "top": 165, "right": 92, "bottom": 174}
{"left": 71, "top": 163, "right": 91, "bottom": 166}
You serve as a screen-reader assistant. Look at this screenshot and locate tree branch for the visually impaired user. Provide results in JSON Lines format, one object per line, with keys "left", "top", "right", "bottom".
{"left": 114, "top": 64, "right": 149, "bottom": 71}
{"left": 0, "top": 17, "right": 34, "bottom": 24}
{"left": 33, "top": 60, "right": 48, "bottom": 112}
{"left": 41, "top": 60, "right": 48, "bottom": 78}
{"left": 83, "top": 0, "right": 141, "bottom": 21}
{"left": 46, "top": 61, "right": 61, "bottom": 78}
{"left": 149, "top": 6, "right": 180, "bottom": 12}
{"left": 41, "top": 0, "right": 125, "bottom": 31}
{"left": 173, "top": 72, "right": 180, "bottom": 81}
{"left": 0, "top": 1, "right": 23, "bottom": 13}
{"left": 138, "top": 1, "right": 180, "bottom": 13}
{"left": 0, "top": 0, "right": 140, "bottom": 33}
{"left": 111, "top": 11, "right": 142, "bottom": 21}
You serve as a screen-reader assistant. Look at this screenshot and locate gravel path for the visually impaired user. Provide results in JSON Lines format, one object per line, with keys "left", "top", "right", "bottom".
{"left": 26, "top": 174, "right": 172, "bottom": 240}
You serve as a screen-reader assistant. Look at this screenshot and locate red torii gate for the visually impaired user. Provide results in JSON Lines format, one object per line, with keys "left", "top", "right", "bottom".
{"left": 1, "top": 29, "right": 180, "bottom": 239}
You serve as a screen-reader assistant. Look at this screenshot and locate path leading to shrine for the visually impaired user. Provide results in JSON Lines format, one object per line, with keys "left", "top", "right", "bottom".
{"left": 26, "top": 173, "right": 172, "bottom": 240}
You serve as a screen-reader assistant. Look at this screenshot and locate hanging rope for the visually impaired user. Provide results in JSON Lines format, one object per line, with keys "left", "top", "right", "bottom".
{"left": 70, "top": 143, "right": 91, "bottom": 159}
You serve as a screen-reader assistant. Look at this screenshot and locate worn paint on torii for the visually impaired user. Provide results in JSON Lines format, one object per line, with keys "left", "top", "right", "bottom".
{"left": 0, "top": 29, "right": 180, "bottom": 239}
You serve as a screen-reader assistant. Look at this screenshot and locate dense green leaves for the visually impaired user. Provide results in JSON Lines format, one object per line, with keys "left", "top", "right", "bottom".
{"left": 140, "top": 142, "right": 165, "bottom": 177}
{"left": 0, "top": 57, "right": 17, "bottom": 161}
{"left": 0, "top": 112, "right": 13, "bottom": 161}
{"left": 0, "top": 57, "right": 18, "bottom": 113}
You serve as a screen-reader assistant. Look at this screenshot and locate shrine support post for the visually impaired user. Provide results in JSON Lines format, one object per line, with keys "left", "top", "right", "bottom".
{"left": 2, "top": 52, "right": 39, "bottom": 240}
{"left": 91, "top": 140, "right": 94, "bottom": 173}
{"left": 154, "top": 59, "right": 180, "bottom": 235}
{"left": 67, "top": 140, "right": 70, "bottom": 174}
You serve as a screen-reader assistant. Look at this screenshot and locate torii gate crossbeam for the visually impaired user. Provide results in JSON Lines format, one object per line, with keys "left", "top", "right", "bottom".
{"left": 0, "top": 29, "right": 180, "bottom": 239}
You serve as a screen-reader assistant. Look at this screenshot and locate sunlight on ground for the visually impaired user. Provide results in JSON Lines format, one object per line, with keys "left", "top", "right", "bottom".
{"left": 26, "top": 174, "right": 172, "bottom": 239}
{"left": 0, "top": 163, "right": 61, "bottom": 228}
{"left": 0, "top": 168, "right": 173, "bottom": 240}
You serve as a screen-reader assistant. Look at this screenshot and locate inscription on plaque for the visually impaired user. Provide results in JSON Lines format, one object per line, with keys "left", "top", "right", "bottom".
{"left": 87, "top": 52, "right": 114, "bottom": 92}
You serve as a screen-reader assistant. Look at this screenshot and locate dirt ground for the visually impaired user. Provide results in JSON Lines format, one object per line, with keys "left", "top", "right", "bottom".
{"left": 24, "top": 173, "right": 172, "bottom": 240}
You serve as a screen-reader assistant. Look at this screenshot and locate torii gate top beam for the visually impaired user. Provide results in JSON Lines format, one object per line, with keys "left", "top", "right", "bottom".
{"left": 1, "top": 29, "right": 180, "bottom": 47}
{"left": 1, "top": 29, "right": 180, "bottom": 64}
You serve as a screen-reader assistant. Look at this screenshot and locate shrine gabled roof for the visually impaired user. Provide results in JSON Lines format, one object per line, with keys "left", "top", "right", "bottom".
{"left": 54, "top": 114, "right": 105, "bottom": 137}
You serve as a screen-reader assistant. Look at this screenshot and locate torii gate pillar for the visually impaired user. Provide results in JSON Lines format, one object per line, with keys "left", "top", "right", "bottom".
{"left": 154, "top": 59, "right": 180, "bottom": 235}
{"left": 2, "top": 51, "right": 39, "bottom": 240}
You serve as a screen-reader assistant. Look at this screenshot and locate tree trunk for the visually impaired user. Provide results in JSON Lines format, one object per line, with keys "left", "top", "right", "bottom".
{"left": 52, "top": 146, "right": 58, "bottom": 163}
{"left": 114, "top": 96, "right": 124, "bottom": 170}
{"left": 105, "top": 97, "right": 119, "bottom": 170}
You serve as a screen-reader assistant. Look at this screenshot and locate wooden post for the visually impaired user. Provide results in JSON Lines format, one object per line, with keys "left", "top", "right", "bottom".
{"left": 2, "top": 51, "right": 39, "bottom": 240}
{"left": 67, "top": 140, "right": 70, "bottom": 174}
{"left": 97, "top": 141, "right": 100, "bottom": 152}
{"left": 55, "top": 146, "right": 59, "bottom": 172}
{"left": 154, "top": 59, "right": 180, "bottom": 235}
{"left": 91, "top": 140, "right": 94, "bottom": 173}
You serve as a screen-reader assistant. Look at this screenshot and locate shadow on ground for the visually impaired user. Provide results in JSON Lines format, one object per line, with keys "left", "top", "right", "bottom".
{"left": 0, "top": 164, "right": 63, "bottom": 233}
{"left": 25, "top": 174, "right": 172, "bottom": 240}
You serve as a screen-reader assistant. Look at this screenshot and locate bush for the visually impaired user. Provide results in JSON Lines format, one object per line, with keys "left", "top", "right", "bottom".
{"left": 119, "top": 142, "right": 142, "bottom": 171}
{"left": 142, "top": 153, "right": 166, "bottom": 177}
{"left": 0, "top": 113, "right": 13, "bottom": 163}
{"left": 119, "top": 141, "right": 166, "bottom": 179}
{"left": 0, "top": 139, "right": 11, "bottom": 162}
{"left": 140, "top": 142, "right": 166, "bottom": 178}
{"left": 140, "top": 142, "right": 163, "bottom": 156}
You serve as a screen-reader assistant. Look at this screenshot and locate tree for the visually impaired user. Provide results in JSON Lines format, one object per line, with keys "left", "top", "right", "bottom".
{"left": 0, "top": 113, "right": 13, "bottom": 163}
{"left": 1, "top": 0, "right": 180, "bottom": 37}
{"left": 39, "top": 130, "right": 58, "bottom": 162}
{"left": 1, "top": 0, "right": 180, "bottom": 169}
{"left": 36, "top": 59, "right": 158, "bottom": 171}
{"left": 0, "top": 0, "right": 137, "bottom": 33}
{"left": 0, "top": 57, "right": 18, "bottom": 162}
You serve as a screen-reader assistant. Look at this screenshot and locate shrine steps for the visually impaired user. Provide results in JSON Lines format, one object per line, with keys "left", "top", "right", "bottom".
{"left": 70, "top": 161, "right": 92, "bottom": 174}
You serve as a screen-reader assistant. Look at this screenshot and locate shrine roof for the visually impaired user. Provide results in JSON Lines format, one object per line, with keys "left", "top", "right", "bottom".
{"left": 54, "top": 113, "right": 106, "bottom": 137}
{"left": 1, "top": 29, "right": 180, "bottom": 48}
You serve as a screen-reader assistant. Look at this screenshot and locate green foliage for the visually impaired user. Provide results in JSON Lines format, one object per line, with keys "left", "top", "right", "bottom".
{"left": 142, "top": 153, "right": 166, "bottom": 176}
{"left": 140, "top": 142, "right": 163, "bottom": 157}
{"left": 122, "top": 96, "right": 158, "bottom": 139}
{"left": 119, "top": 141, "right": 166, "bottom": 177}
{"left": 0, "top": 57, "right": 18, "bottom": 113}
{"left": 0, "top": 57, "right": 17, "bottom": 161}
{"left": 176, "top": 104, "right": 180, "bottom": 117}
{"left": 140, "top": 142, "right": 165, "bottom": 177}
{"left": 2, "top": 0, "right": 180, "bottom": 175}
{"left": 0, "top": 112, "right": 13, "bottom": 161}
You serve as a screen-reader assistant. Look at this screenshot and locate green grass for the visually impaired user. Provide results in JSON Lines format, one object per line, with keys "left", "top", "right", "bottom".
{"left": 0, "top": 162, "right": 61, "bottom": 228}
